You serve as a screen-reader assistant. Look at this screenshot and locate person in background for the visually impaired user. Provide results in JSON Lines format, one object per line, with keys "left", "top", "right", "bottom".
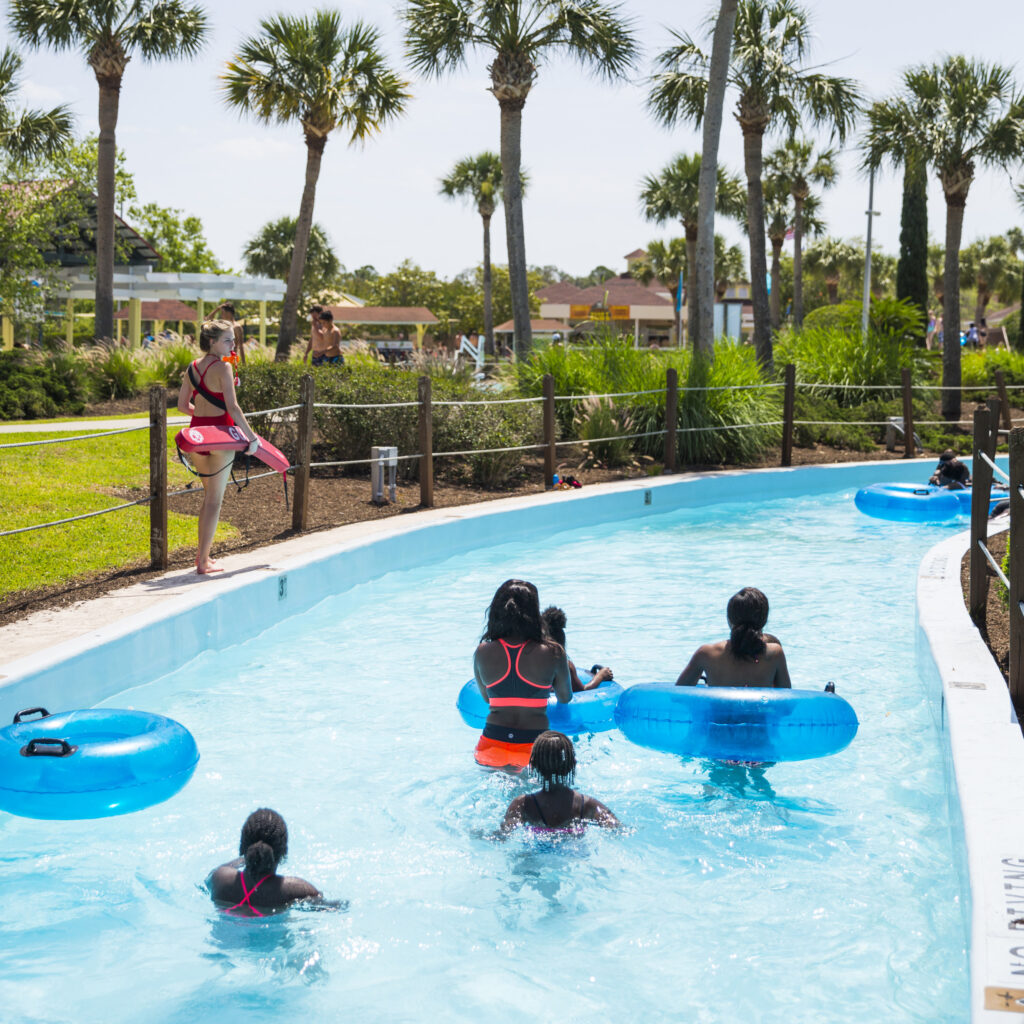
{"left": 929, "top": 449, "right": 972, "bottom": 490}
{"left": 176, "top": 319, "right": 259, "bottom": 574}
{"left": 208, "top": 808, "right": 324, "bottom": 915}
{"left": 926, "top": 309, "right": 937, "bottom": 351}
{"left": 303, "top": 304, "right": 324, "bottom": 363}
{"left": 309, "top": 309, "right": 344, "bottom": 366}
{"left": 501, "top": 731, "right": 620, "bottom": 832}
{"left": 473, "top": 580, "right": 571, "bottom": 771}
{"left": 540, "top": 606, "right": 613, "bottom": 693}
{"left": 676, "top": 587, "right": 791, "bottom": 689}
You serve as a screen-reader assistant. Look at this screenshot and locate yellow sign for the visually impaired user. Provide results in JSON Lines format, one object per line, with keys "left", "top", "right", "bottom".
{"left": 609, "top": 305, "right": 630, "bottom": 320}
{"left": 590, "top": 311, "right": 610, "bottom": 321}
{"left": 569, "top": 305, "right": 590, "bottom": 320}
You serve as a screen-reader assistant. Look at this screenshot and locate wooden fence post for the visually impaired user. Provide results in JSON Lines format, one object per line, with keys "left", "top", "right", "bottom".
{"left": 419, "top": 375, "right": 434, "bottom": 508}
{"left": 901, "top": 367, "right": 915, "bottom": 458}
{"left": 1010, "top": 428, "right": 1024, "bottom": 713}
{"left": 291, "top": 374, "right": 314, "bottom": 532}
{"left": 664, "top": 367, "right": 678, "bottom": 474}
{"left": 969, "top": 407, "right": 993, "bottom": 626}
{"left": 995, "top": 368, "right": 1013, "bottom": 433}
{"left": 987, "top": 396, "right": 1002, "bottom": 453}
{"left": 149, "top": 386, "right": 168, "bottom": 569}
{"left": 781, "top": 363, "right": 796, "bottom": 467}
{"left": 543, "top": 373, "right": 556, "bottom": 488}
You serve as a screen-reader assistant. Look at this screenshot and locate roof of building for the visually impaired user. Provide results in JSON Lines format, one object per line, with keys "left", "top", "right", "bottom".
{"left": 3, "top": 179, "right": 160, "bottom": 267}
{"left": 567, "top": 280, "right": 673, "bottom": 308}
{"left": 534, "top": 281, "right": 583, "bottom": 303}
{"left": 323, "top": 305, "right": 438, "bottom": 324}
{"left": 493, "top": 318, "right": 568, "bottom": 333}
{"left": 114, "top": 300, "right": 198, "bottom": 321}
{"left": 624, "top": 248, "right": 647, "bottom": 259}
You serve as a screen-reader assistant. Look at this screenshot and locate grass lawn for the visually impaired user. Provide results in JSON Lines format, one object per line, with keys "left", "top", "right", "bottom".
{"left": 0, "top": 427, "right": 238, "bottom": 598}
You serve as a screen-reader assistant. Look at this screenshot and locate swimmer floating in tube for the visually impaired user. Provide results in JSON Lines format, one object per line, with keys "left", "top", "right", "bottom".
{"left": 540, "top": 605, "right": 613, "bottom": 692}
{"left": 676, "top": 587, "right": 791, "bottom": 689}
{"left": 473, "top": 580, "right": 571, "bottom": 771}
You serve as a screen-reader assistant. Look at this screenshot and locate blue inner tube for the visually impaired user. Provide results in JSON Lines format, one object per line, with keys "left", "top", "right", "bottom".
{"left": 854, "top": 482, "right": 1003, "bottom": 523}
{"left": 0, "top": 709, "right": 199, "bottom": 820}
{"left": 614, "top": 684, "right": 858, "bottom": 763}
{"left": 456, "top": 674, "right": 623, "bottom": 735}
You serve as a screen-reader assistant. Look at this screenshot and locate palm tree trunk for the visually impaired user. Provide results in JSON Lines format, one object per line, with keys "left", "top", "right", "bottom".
{"left": 769, "top": 239, "right": 783, "bottom": 329}
{"left": 974, "top": 287, "right": 986, "bottom": 329}
{"left": 684, "top": 225, "right": 697, "bottom": 347}
{"left": 500, "top": 100, "right": 531, "bottom": 360}
{"left": 693, "top": 0, "right": 739, "bottom": 359}
{"left": 482, "top": 213, "right": 493, "bottom": 356}
{"left": 278, "top": 134, "right": 326, "bottom": 360}
{"left": 942, "top": 195, "right": 966, "bottom": 420}
{"left": 792, "top": 195, "right": 805, "bottom": 329}
{"left": 742, "top": 126, "right": 772, "bottom": 369}
{"left": 94, "top": 76, "right": 121, "bottom": 342}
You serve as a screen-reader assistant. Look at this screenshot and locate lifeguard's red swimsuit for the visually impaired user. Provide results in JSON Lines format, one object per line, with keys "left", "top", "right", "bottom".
{"left": 475, "top": 639, "right": 552, "bottom": 770}
{"left": 189, "top": 358, "right": 234, "bottom": 428}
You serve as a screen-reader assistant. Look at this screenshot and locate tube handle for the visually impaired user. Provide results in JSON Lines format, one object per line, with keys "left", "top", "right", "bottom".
{"left": 12, "top": 707, "right": 50, "bottom": 724}
{"left": 20, "top": 737, "right": 77, "bottom": 757}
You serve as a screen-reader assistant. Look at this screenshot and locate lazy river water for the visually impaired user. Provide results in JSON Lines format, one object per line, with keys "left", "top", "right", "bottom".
{"left": 0, "top": 485, "right": 969, "bottom": 1022}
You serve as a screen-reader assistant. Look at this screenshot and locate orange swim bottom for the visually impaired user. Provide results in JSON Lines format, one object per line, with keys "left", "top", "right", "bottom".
{"left": 474, "top": 735, "right": 533, "bottom": 771}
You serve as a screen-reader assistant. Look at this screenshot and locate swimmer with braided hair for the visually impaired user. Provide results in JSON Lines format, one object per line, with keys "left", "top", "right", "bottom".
{"left": 501, "top": 731, "right": 620, "bottom": 831}
{"left": 540, "top": 606, "right": 613, "bottom": 692}
{"left": 208, "top": 808, "right": 328, "bottom": 915}
{"left": 675, "top": 587, "right": 791, "bottom": 688}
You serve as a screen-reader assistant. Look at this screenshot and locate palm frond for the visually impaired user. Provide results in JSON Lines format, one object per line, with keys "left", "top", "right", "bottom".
{"left": 9, "top": 0, "right": 101, "bottom": 53}
{"left": 549, "top": 0, "right": 639, "bottom": 81}
{"left": 402, "top": 0, "right": 475, "bottom": 78}
{"left": 126, "top": 0, "right": 207, "bottom": 61}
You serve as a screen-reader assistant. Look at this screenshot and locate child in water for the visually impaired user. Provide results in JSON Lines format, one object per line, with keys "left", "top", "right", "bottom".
{"left": 501, "top": 731, "right": 620, "bottom": 832}
{"left": 540, "top": 605, "right": 614, "bottom": 692}
{"left": 675, "top": 587, "right": 791, "bottom": 689}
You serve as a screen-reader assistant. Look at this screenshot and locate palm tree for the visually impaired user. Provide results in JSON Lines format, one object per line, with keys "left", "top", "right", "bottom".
{"left": 0, "top": 47, "right": 73, "bottom": 161}
{"left": 243, "top": 216, "right": 340, "bottom": 309}
{"left": 804, "top": 237, "right": 860, "bottom": 305}
{"left": 764, "top": 137, "right": 838, "bottom": 328}
{"left": 864, "top": 56, "right": 1024, "bottom": 420}
{"left": 440, "top": 152, "right": 526, "bottom": 356}
{"left": 714, "top": 234, "right": 746, "bottom": 301}
{"left": 1012, "top": 199, "right": 1024, "bottom": 351}
{"left": 960, "top": 235, "right": 1021, "bottom": 327}
{"left": 224, "top": 12, "right": 408, "bottom": 360}
{"left": 692, "top": 0, "right": 739, "bottom": 357}
{"left": 403, "top": 0, "right": 639, "bottom": 360}
{"left": 639, "top": 153, "right": 745, "bottom": 344}
{"left": 10, "top": 0, "right": 208, "bottom": 342}
{"left": 648, "top": 0, "right": 860, "bottom": 369}
{"left": 763, "top": 176, "right": 823, "bottom": 328}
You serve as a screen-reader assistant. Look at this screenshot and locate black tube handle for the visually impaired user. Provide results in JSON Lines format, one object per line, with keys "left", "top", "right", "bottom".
{"left": 824, "top": 681, "right": 836, "bottom": 693}
{"left": 13, "top": 707, "right": 50, "bottom": 724}
{"left": 20, "top": 737, "right": 77, "bottom": 757}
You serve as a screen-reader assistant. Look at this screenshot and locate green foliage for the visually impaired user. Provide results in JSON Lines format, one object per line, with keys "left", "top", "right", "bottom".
{"left": 133, "top": 202, "right": 223, "bottom": 273}
{"left": 243, "top": 216, "right": 339, "bottom": 306}
{"left": 896, "top": 158, "right": 929, "bottom": 318}
{"left": 780, "top": 298, "right": 927, "bottom": 404}
{"left": 0, "top": 350, "right": 87, "bottom": 418}
{"left": 139, "top": 341, "right": 197, "bottom": 389}
{"left": 573, "top": 398, "right": 635, "bottom": 468}
{"left": 87, "top": 344, "right": 140, "bottom": 400}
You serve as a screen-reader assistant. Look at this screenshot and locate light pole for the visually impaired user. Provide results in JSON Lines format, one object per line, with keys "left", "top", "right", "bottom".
{"left": 861, "top": 168, "right": 880, "bottom": 342}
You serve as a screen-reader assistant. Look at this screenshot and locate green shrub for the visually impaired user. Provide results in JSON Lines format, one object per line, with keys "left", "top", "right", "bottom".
{"left": 572, "top": 398, "right": 636, "bottom": 468}
{"left": 87, "top": 344, "right": 141, "bottom": 400}
{"left": 0, "top": 350, "right": 88, "bottom": 419}
{"left": 140, "top": 341, "right": 197, "bottom": 390}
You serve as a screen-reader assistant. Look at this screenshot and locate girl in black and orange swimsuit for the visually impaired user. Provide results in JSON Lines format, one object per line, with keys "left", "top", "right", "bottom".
{"left": 176, "top": 319, "right": 259, "bottom": 574}
{"left": 473, "top": 580, "right": 571, "bottom": 771}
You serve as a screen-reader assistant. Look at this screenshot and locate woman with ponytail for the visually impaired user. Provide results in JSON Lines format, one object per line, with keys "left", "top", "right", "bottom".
{"left": 675, "top": 587, "right": 791, "bottom": 689}
{"left": 473, "top": 580, "right": 571, "bottom": 771}
{"left": 208, "top": 808, "right": 323, "bottom": 915}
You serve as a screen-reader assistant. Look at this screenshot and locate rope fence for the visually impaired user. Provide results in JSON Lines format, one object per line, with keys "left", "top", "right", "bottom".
{"left": 4, "top": 363, "right": 1022, "bottom": 567}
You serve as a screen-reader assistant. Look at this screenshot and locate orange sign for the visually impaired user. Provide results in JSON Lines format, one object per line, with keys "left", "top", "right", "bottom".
{"left": 569, "top": 305, "right": 590, "bottom": 319}
{"left": 609, "top": 305, "right": 630, "bottom": 320}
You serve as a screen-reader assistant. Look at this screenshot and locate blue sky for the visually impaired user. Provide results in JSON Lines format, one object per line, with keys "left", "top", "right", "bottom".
{"left": 7, "top": 0, "right": 1023, "bottom": 281}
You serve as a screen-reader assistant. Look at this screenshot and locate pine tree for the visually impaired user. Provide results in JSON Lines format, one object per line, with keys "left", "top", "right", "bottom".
{"left": 896, "top": 157, "right": 929, "bottom": 329}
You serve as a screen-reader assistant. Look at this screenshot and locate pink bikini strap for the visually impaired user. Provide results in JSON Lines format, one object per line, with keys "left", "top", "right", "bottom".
{"left": 227, "top": 872, "right": 270, "bottom": 916}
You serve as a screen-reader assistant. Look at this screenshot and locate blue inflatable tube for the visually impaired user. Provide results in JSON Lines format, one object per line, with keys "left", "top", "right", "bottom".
{"left": 855, "top": 482, "right": 1003, "bottom": 523}
{"left": 0, "top": 707, "right": 199, "bottom": 819}
{"left": 614, "top": 684, "right": 858, "bottom": 763}
{"left": 456, "top": 676, "right": 623, "bottom": 735}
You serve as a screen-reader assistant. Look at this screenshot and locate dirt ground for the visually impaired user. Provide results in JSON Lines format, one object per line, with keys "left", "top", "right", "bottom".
{"left": 960, "top": 530, "right": 1010, "bottom": 680}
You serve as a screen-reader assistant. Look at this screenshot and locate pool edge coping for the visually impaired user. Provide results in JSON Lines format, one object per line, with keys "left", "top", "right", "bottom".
{"left": 916, "top": 520, "right": 1024, "bottom": 1022}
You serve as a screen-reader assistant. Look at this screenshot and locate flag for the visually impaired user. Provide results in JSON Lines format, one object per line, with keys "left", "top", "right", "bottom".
{"left": 784, "top": 226, "right": 795, "bottom": 241}
{"left": 675, "top": 269, "right": 683, "bottom": 313}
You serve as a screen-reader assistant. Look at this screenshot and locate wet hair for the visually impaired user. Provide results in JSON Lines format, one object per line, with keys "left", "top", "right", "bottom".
{"left": 239, "top": 807, "right": 287, "bottom": 876}
{"left": 221, "top": 302, "right": 236, "bottom": 317}
{"left": 939, "top": 450, "right": 956, "bottom": 463}
{"left": 726, "top": 587, "right": 769, "bottom": 662}
{"left": 540, "top": 605, "right": 567, "bottom": 647}
{"left": 310, "top": 304, "right": 323, "bottom": 316}
{"left": 199, "top": 318, "right": 234, "bottom": 353}
{"left": 530, "top": 731, "right": 576, "bottom": 790}
{"left": 483, "top": 579, "right": 543, "bottom": 642}
{"left": 320, "top": 310, "right": 334, "bottom": 323}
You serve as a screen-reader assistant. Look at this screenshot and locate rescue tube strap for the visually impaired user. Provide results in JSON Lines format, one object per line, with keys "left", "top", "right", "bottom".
{"left": 188, "top": 363, "right": 227, "bottom": 411}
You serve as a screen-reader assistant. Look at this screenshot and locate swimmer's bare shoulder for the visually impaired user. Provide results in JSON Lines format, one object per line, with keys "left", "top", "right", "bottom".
{"left": 675, "top": 641, "right": 726, "bottom": 686}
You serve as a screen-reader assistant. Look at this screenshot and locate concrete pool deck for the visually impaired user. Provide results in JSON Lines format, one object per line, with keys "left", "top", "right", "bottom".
{"left": 0, "top": 455, "right": 1019, "bottom": 1021}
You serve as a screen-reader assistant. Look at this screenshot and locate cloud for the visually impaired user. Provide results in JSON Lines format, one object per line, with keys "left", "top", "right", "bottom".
{"left": 18, "top": 79, "right": 68, "bottom": 107}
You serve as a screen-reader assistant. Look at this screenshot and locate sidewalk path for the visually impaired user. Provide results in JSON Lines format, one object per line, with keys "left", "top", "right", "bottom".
{"left": 0, "top": 416, "right": 188, "bottom": 434}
